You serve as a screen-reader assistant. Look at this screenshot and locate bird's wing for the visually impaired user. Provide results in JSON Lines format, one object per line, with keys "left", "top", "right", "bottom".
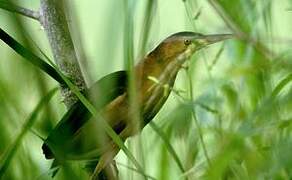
{"left": 42, "top": 70, "right": 128, "bottom": 160}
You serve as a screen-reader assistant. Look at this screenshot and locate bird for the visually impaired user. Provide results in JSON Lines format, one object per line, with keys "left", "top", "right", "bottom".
{"left": 42, "top": 31, "right": 233, "bottom": 177}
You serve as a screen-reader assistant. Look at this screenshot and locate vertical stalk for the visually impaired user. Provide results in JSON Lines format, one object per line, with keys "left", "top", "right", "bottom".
{"left": 187, "top": 70, "right": 212, "bottom": 167}
{"left": 39, "top": 0, "right": 86, "bottom": 108}
{"left": 123, "top": 1, "right": 146, "bottom": 180}
{"left": 123, "top": 1, "right": 137, "bottom": 179}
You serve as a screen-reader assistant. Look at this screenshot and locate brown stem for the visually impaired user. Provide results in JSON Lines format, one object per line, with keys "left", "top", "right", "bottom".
{"left": 39, "top": 0, "right": 86, "bottom": 107}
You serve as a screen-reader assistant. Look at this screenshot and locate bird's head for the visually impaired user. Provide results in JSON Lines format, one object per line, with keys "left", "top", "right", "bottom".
{"left": 153, "top": 31, "right": 233, "bottom": 64}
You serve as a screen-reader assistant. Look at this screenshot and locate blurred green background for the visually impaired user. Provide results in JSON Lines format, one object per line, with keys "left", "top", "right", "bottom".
{"left": 0, "top": 0, "right": 291, "bottom": 179}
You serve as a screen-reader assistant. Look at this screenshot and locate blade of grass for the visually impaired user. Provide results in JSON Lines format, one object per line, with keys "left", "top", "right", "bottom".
{"left": 0, "top": 28, "right": 64, "bottom": 84}
{"left": 208, "top": 43, "right": 225, "bottom": 71}
{"left": 207, "top": 0, "right": 275, "bottom": 60}
{"left": 261, "top": 0, "right": 273, "bottom": 35}
{"left": 271, "top": 73, "right": 292, "bottom": 98}
{"left": 123, "top": 1, "right": 146, "bottom": 180}
{"left": 149, "top": 122, "right": 185, "bottom": 174}
{"left": 250, "top": 73, "right": 292, "bottom": 121}
{"left": 0, "top": 0, "right": 40, "bottom": 20}
{"left": 187, "top": 70, "right": 211, "bottom": 167}
{"left": 116, "top": 162, "right": 157, "bottom": 180}
{"left": 0, "top": 87, "right": 58, "bottom": 178}
{"left": 138, "top": 0, "right": 156, "bottom": 55}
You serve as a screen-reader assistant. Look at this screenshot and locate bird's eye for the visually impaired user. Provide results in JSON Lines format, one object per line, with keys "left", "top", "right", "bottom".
{"left": 184, "top": 39, "right": 191, "bottom": 46}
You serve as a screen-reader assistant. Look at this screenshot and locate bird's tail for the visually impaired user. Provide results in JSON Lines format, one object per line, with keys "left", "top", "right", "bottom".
{"left": 42, "top": 143, "right": 54, "bottom": 159}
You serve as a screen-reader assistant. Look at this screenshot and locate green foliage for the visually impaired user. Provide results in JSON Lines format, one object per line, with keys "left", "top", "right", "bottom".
{"left": 0, "top": 0, "right": 291, "bottom": 179}
{"left": 0, "top": 88, "right": 57, "bottom": 178}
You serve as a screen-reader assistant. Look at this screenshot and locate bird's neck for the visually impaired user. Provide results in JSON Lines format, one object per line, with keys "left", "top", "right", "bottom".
{"left": 133, "top": 53, "right": 183, "bottom": 123}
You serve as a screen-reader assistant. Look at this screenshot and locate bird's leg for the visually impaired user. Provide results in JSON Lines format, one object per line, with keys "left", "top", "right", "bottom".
{"left": 91, "top": 143, "right": 120, "bottom": 180}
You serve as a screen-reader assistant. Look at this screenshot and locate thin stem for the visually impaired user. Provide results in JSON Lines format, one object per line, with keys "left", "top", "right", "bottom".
{"left": 116, "top": 162, "right": 157, "bottom": 180}
{"left": 183, "top": 1, "right": 212, "bottom": 167}
{"left": 149, "top": 122, "right": 185, "bottom": 174}
{"left": 138, "top": 0, "right": 156, "bottom": 55}
{"left": 0, "top": 0, "right": 39, "bottom": 20}
{"left": 207, "top": 0, "right": 275, "bottom": 60}
{"left": 187, "top": 70, "right": 212, "bottom": 167}
{"left": 0, "top": 88, "right": 57, "bottom": 178}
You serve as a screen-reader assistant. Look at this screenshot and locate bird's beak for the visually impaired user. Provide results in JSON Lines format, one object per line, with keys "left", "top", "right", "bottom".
{"left": 195, "top": 34, "right": 234, "bottom": 46}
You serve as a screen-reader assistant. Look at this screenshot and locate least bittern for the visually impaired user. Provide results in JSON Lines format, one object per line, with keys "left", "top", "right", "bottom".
{"left": 42, "top": 31, "right": 233, "bottom": 176}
